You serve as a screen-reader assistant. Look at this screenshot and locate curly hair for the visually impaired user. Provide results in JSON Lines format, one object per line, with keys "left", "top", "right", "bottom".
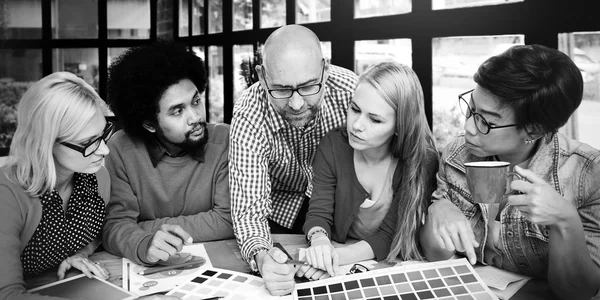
{"left": 474, "top": 44, "right": 583, "bottom": 136}
{"left": 107, "top": 40, "right": 207, "bottom": 141}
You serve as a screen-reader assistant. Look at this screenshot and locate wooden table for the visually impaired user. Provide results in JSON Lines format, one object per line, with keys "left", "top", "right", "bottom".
{"left": 26, "top": 234, "right": 556, "bottom": 299}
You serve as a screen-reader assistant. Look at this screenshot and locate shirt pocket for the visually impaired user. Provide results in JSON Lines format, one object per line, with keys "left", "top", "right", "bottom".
{"left": 449, "top": 188, "right": 478, "bottom": 218}
{"left": 523, "top": 219, "right": 550, "bottom": 264}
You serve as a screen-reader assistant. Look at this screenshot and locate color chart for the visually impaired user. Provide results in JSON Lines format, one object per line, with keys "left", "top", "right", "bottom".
{"left": 293, "top": 259, "right": 498, "bottom": 300}
{"left": 165, "top": 267, "right": 281, "bottom": 300}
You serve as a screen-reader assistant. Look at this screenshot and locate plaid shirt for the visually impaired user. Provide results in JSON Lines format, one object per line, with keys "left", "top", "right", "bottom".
{"left": 229, "top": 65, "right": 357, "bottom": 262}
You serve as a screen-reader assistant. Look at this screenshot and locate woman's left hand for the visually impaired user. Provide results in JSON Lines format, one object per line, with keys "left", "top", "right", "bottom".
{"left": 507, "top": 165, "right": 577, "bottom": 226}
{"left": 57, "top": 252, "right": 109, "bottom": 280}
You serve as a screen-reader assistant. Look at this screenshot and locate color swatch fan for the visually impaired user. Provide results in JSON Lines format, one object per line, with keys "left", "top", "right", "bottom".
{"left": 294, "top": 258, "right": 498, "bottom": 300}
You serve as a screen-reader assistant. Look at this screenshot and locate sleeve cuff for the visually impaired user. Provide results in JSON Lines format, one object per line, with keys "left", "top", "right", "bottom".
{"left": 363, "top": 234, "right": 391, "bottom": 262}
{"left": 136, "top": 234, "right": 154, "bottom": 265}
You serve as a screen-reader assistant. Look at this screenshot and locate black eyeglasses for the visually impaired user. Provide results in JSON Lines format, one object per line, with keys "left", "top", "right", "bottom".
{"left": 261, "top": 60, "right": 326, "bottom": 99}
{"left": 347, "top": 263, "right": 369, "bottom": 275}
{"left": 61, "top": 119, "right": 115, "bottom": 157}
{"left": 458, "top": 89, "right": 519, "bottom": 135}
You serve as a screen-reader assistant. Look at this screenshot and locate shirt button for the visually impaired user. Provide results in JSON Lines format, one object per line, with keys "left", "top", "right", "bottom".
{"left": 543, "top": 229, "right": 550, "bottom": 237}
{"left": 506, "top": 231, "right": 514, "bottom": 237}
{"left": 520, "top": 263, "right": 526, "bottom": 269}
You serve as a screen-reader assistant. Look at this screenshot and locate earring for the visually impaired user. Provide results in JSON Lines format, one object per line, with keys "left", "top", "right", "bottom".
{"left": 525, "top": 139, "right": 533, "bottom": 145}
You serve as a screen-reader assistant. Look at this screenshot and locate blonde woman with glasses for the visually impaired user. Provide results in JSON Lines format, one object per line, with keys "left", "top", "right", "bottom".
{"left": 0, "top": 72, "right": 114, "bottom": 299}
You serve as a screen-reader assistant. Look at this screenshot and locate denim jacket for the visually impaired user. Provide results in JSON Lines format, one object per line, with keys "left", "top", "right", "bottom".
{"left": 432, "top": 133, "right": 600, "bottom": 279}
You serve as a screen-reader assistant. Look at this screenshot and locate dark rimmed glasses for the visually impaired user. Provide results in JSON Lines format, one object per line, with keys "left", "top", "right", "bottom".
{"left": 458, "top": 89, "right": 519, "bottom": 135}
{"left": 261, "top": 59, "right": 326, "bottom": 99}
{"left": 60, "top": 119, "right": 115, "bottom": 157}
{"left": 347, "top": 263, "right": 369, "bottom": 275}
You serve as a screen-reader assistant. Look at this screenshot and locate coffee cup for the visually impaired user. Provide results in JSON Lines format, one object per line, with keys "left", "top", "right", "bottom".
{"left": 464, "top": 161, "right": 522, "bottom": 204}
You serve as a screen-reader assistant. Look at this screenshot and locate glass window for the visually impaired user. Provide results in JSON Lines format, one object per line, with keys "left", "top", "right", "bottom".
{"left": 2, "top": 0, "right": 42, "bottom": 39}
{"left": 192, "top": 0, "right": 204, "bottom": 35}
{"left": 431, "top": 35, "right": 524, "bottom": 150}
{"left": 208, "top": 46, "right": 224, "bottom": 123}
{"left": 355, "top": 39, "right": 412, "bottom": 75}
{"left": 51, "top": 0, "right": 98, "bottom": 39}
{"left": 191, "top": 46, "right": 207, "bottom": 116}
{"left": 296, "top": 0, "right": 330, "bottom": 24}
{"left": 559, "top": 32, "right": 600, "bottom": 149}
{"left": 233, "top": 45, "right": 255, "bottom": 104}
{"left": 108, "top": 47, "right": 129, "bottom": 67}
{"left": 0, "top": 49, "right": 43, "bottom": 149}
{"left": 432, "top": 0, "right": 523, "bottom": 10}
{"left": 52, "top": 48, "right": 99, "bottom": 91}
{"left": 321, "top": 41, "right": 331, "bottom": 63}
{"left": 233, "top": 0, "right": 252, "bottom": 31}
{"left": 355, "top": 0, "right": 411, "bottom": 19}
{"left": 107, "top": 0, "right": 150, "bottom": 39}
{"left": 208, "top": 0, "right": 223, "bottom": 34}
{"left": 179, "top": 0, "right": 189, "bottom": 37}
{"left": 261, "top": 0, "right": 285, "bottom": 28}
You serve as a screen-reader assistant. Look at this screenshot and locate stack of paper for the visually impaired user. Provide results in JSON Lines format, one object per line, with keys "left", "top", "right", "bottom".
{"left": 474, "top": 265, "right": 531, "bottom": 300}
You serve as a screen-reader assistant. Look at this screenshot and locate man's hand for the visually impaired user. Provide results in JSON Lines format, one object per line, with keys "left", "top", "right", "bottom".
{"left": 427, "top": 198, "right": 479, "bottom": 264}
{"left": 257, "top": 247, "right": 298, "bottom": 296}
{"left": 146, "top": 224, "right": 193, "bottom": 263}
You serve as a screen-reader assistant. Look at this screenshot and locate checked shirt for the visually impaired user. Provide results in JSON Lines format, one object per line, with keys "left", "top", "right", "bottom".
{"left": 229, "top": 65, "right": 357, "bottom": 263}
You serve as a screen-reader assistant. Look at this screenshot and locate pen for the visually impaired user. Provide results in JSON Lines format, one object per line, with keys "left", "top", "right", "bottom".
{"left": 199, "top": 297, "right": 223, "bottom": 300}
{"left": 137, "top": 260, "right": 203, "bottom": 275}
{"left": 285, "top": 259, "right": 308, "bottom": 265}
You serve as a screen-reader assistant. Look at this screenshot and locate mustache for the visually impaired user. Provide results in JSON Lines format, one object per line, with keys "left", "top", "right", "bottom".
{"left": 186, "top": 122, "right": 207, "bottom": 137}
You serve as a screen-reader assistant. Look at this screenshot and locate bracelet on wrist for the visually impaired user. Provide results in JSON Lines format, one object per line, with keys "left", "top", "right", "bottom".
{"left": 307, "top": 228, "right": 328, "bottom": 246}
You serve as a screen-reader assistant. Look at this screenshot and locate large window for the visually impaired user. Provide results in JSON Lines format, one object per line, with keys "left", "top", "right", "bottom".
{"left": 0, "top": 0, "right": 156, "bottom": 155}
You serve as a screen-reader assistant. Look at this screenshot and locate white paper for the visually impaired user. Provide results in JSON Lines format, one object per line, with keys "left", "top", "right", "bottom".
{"left": 475, "top": 265, "right": 531, "bottom": 300}
{"left": 122, "top": 243, "right": 212, "bottom": 296}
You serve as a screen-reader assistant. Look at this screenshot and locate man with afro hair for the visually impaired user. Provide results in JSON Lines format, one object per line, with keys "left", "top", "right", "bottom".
{"left": 102, "top": 40, "right": 234, "bottom": 266}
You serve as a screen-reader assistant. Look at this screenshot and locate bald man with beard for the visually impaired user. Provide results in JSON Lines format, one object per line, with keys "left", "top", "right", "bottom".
{"left": 229, "top": 25, "right": 357, "bottom": 294}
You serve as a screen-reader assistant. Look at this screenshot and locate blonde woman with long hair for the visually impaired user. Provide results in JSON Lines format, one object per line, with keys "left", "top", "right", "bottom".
{"left": 300, "top": 62, "right": 438, "bottom": 279}
{"left": 0, "top": 72, "right": 114, "bottom": 299}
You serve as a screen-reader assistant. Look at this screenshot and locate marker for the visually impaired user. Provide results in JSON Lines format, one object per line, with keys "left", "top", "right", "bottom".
{"left": 137, "top": 259, "right": 204, "bottom": 275}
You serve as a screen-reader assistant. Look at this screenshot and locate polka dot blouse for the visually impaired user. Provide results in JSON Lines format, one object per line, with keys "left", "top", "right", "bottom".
{"left": 20, "top": 173, "right": 106, "bottom": 276}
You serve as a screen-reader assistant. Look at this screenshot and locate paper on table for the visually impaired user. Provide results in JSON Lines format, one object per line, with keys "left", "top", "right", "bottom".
{"left": 475, "top": 265, "right": 531, "bottom": 300}
{"left": 122, "top": 243, "right": 212, "bottom": 296}
{"left": 297, "top": 248, "right": 387, "bottom": 275}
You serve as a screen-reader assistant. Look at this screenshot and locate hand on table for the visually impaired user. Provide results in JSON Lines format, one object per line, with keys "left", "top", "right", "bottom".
{"left": 427, "top": 198, "right": 479, "bottom": 264}
{"left": 146, "top": 224, "right": 193, "bottom": 264}
{"left": 136, "top": 295, "right": 181, "bottom": 300}
{"left": 57, "top": 252, "right": 109, "bottom": 280}
{"left": 303, "top": 233, "right": 339, "bottom": 277}
{"left": 508, "top": 166, "right": 578, "bottom": 226}
{"left": 257, "top": 247, "right": 298, "bottom": 296}
{"left": 296, "top": 264, "right": 332, "bottom": 281}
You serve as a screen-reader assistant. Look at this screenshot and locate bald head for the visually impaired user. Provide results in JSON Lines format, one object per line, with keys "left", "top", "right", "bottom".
{"left": 263, "top": 25, "right": 323, "bottom": 73}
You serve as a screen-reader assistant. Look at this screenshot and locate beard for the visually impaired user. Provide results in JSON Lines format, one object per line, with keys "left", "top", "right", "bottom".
{"left": 156, "top": 121, "right": 209, "bottom": 154}
{"left": 274, "top": 104, "right": 320, "bottom": 128}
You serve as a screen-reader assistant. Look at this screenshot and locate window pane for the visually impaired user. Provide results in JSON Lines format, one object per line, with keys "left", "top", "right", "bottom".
{"left": 355, "top": 39, "right": 412, "bottom": 75}
{"left": 261, "top": 0, "right": 285, "bottom": 28}
{"left": 233, "top": 45, "right": 254, "bottom": 104}
{"left": 559, "top": 32, "right": 600, "bottom": 149}
{"left": 432, "top": 35, "right": 523, "bottom": 150}
{"left": 2, "top": 0, "right": 42, "bottom": 39}
{"left": 191, "top": 46, "right": 208, "bottom": 118}
{"left": 432, "top": 0, "right": 523, "bottom": 10}
{"left": 53, "top": 48, "right": 99, "bottom": 92}
{"left": 296, "top": 0, "right": 330, "bottom": 24}
{"left": 179, "top": 0, "right": 189, "bottom": 37}
{"left": 208, "top": 0, "right": 223, "bottom": 33}
{"left": 108, "top": 47, "right": 129, "bottom": 67}
{"left": 0, "top": 49, "right": 42, "bottom": 149}
{"left": 107, "top": 0, "right": 149, "bottom": 39}
{"left": 208, "top": 46, "right": 224, "bottom": 123}
{"left": 51, "top": 0, "right": 98, "bottom": 39}
{"left": 192, "top": 0, "right": 204, "bottom": 35}
{"left": 321, "top": 41, "right": 331, "bottom": 63}
{"left": 107, "top": 0, "right": 150, "bottom": 39}
{"left": 355, "top": 0, "right": 411, "bottom": 18}
{"left": 233, "top": 0, "right": 253, "bottom": 31}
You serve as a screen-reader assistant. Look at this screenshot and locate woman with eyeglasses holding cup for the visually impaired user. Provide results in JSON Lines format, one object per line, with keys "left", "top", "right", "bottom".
{"left": 0, "top": 72, "right": 114, "bottom": 299}
{"left": 420, "top": 45, "right": 600, "bottom": 300}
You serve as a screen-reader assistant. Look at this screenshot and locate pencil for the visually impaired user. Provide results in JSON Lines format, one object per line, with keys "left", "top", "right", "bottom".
{"left": 285, "top": 259, "right": 308, "bottom": 265}
{"left": 198, "top": 297, "right": 223, "bottom": 300}
{"left": 137, "top": 261, "right": 203, "bottom": 275}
